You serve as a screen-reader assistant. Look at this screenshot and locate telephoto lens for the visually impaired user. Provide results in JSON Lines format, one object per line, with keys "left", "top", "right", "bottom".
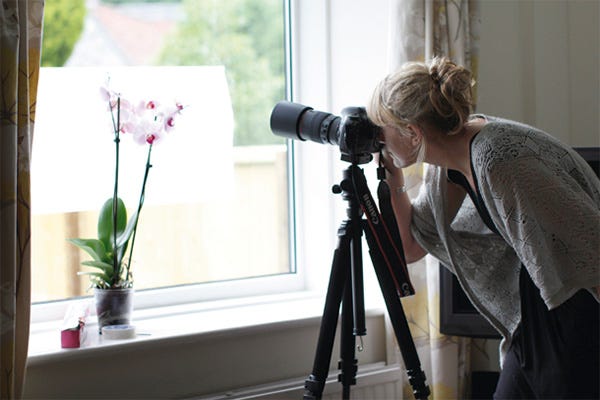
{"left": 269, "top": 101, "right": 341, "bottom": 145}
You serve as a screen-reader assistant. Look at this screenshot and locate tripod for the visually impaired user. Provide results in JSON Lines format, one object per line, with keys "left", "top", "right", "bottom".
{"left": 303, "top": 163, "right": 430, "bottom": 400}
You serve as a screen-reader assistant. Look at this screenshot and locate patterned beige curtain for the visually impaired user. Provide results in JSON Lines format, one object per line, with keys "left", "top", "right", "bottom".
{"left": 386, "top": 1, "right": 480, "bottom": 399}
{"left": 0, "top": 1, "right": 44, "bottom": 398}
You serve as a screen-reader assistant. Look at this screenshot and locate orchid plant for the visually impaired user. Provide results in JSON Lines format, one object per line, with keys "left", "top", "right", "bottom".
{"left": 68, "top": 84, "right": 184, "bottom": 289}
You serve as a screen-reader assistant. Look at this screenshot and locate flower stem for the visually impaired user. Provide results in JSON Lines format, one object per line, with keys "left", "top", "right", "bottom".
{"left": 112, "top": 98, "right": 121, "bottom": 287}
{"left": 126, "top": 143, "right": 153, "bottom": 281}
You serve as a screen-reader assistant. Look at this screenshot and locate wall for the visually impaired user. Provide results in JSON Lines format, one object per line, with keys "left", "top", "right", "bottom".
{"left": 477, "top": 0, "right": 599, "bottom": 146}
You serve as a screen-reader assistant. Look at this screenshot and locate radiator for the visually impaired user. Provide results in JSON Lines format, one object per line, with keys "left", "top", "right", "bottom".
{"left": 195, "top": 363, "right": 403, "bottom": 400}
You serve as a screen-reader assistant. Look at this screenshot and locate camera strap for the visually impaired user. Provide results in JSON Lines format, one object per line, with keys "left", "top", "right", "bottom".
{"left": 350, "top": 164, "right": 415, "bottom": 297}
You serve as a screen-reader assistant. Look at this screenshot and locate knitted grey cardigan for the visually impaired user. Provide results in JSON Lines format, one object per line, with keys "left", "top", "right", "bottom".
{"left": 410, "top": 116, "right": 600, "bottom": 363}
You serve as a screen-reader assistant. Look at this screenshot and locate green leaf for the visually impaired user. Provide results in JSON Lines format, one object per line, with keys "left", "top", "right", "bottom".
{"left": 79, "top": 260, "right": 114, "bottom": 287}
{"left": 117, "top": 210, "right": 138, "bottom": 249}
{"left": 66, "top": 238, "right": 108, "bottom": 262}
{"left": 97, "top": 197, "right": 128, "bottom": 252}
{"left": 81, "top": 260, "right": 114, "bottom": 274}
{"left": 112, "top": 210, "right": 138, "bottom": 267}
{"left": 77, "top": 271, "right": 109, "bottom": 279}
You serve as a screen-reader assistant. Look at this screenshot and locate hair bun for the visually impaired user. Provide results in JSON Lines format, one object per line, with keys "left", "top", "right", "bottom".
{"left": 427, "top": 57, "right": 474, "bottom": 134}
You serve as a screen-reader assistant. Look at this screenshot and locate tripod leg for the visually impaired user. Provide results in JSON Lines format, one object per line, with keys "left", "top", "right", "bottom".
{"left": 304, "top": 235, "right": 351, "bottom": 400}
{"left": 368, "top": 243, "right": 430, "bottom": 400}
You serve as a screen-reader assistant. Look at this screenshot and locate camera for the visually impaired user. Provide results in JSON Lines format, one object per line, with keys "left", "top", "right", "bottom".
{"left": 270, "top": 101, "right": 383, "bottom": 164}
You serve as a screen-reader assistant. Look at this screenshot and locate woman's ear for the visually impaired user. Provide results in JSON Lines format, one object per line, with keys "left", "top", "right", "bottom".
{"left": 406, "top": 124, "right": 423, "bottom": 145}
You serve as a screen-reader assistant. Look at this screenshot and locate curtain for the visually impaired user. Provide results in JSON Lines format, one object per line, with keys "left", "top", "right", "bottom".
{"left": 0, "top": 0, "right": 44, "bottom": 398}
{"left": 385, "top": 1, "right": 481, "bottom": 399}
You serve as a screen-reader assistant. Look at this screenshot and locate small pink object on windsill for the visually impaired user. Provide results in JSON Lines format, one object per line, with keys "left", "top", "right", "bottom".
{"left": 60, "top": 302, "right": 90, "bottom": 349}
{"left": 61, "top": 323, "right": 84, "bottom": 348}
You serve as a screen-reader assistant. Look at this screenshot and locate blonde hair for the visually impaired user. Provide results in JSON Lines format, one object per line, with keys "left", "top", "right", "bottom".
{"left": 368, "top": 57, "right": 474, "bottom": 136}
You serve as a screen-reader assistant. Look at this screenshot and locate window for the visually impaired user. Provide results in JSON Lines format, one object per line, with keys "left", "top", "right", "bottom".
{"left": 31, "top": 0, "right": 293, "bottom": 304}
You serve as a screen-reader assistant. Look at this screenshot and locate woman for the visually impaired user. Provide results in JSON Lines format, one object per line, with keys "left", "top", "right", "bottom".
{"left": 367, "top": 57, "right": 599, "bottom": 399}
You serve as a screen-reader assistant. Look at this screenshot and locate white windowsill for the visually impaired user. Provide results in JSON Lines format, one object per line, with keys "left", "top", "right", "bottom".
{"left": 28, "top": 290, "right": 387, "bottom": 365}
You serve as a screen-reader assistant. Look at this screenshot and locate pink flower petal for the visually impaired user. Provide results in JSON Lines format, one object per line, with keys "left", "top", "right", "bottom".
{"left": 100, "top": 86, "right": 111, "bottom": 102}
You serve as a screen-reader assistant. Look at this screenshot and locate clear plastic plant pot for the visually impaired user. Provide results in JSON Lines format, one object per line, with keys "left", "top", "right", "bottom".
{"left": 94, "top": 288, "right": 134, "bottom": 334}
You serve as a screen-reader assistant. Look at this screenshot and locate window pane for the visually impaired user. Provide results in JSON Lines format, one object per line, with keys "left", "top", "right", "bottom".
{"left": 32, "top": 0, "right": 290, "bottom": 302}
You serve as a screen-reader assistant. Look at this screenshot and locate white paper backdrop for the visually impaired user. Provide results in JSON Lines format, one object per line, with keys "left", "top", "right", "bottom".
{"left": 32, "top": 66, "right": 234, "bottom": 214}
